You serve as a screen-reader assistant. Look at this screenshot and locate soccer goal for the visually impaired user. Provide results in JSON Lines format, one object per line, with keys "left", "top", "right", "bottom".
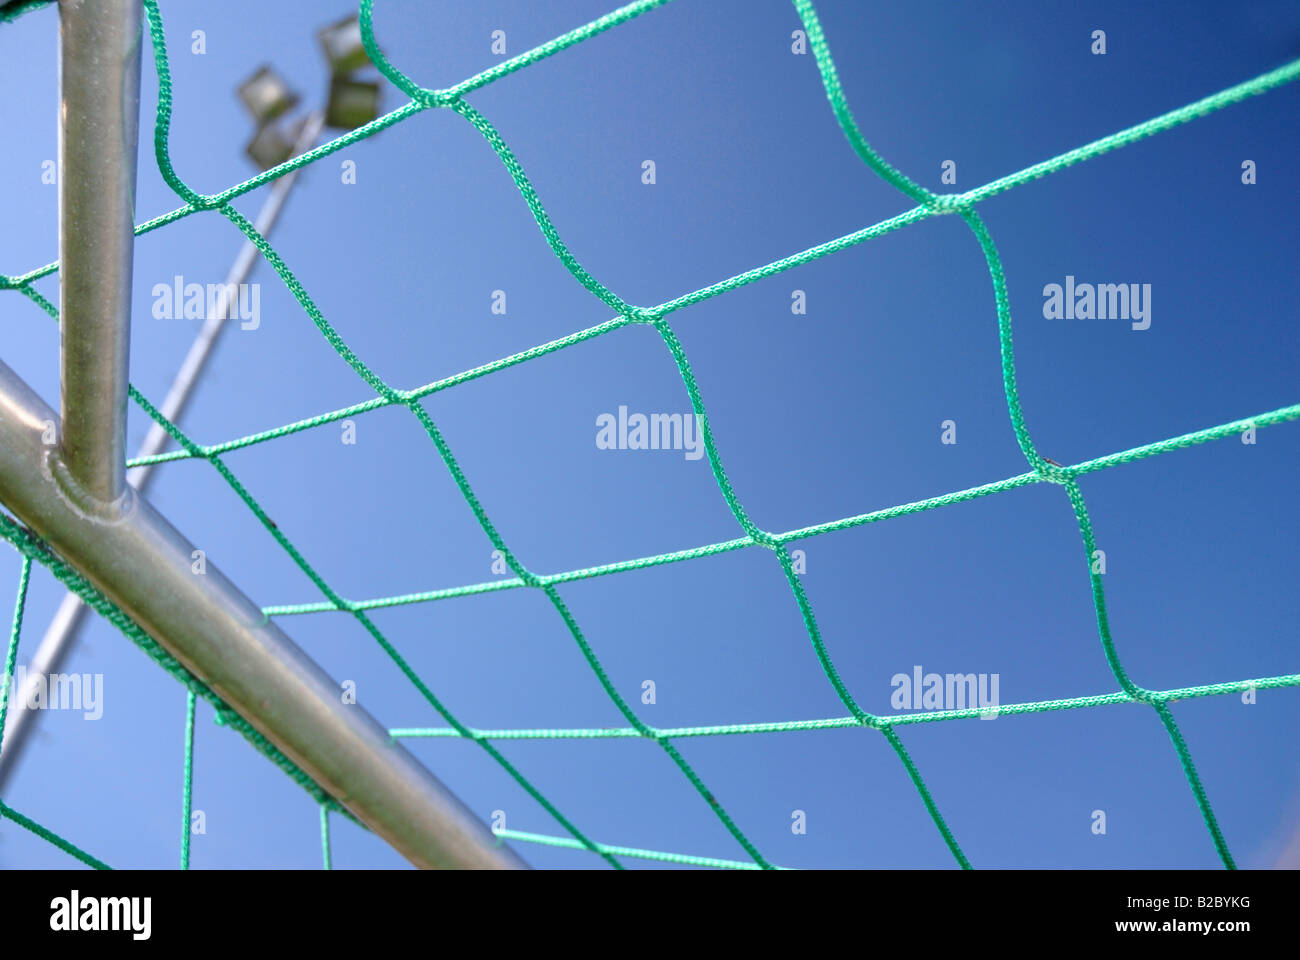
{"left": 0, "top": 0, "right": 1296, "bottom": 871}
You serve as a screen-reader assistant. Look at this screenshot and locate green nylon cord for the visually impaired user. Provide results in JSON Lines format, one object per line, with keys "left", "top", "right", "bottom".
{"left": 0, "top": 0, "right": 49, "bottom": 25}
{"left": 946, "top": 203, "right": 1230, "bottom": 861}
{"left": 494, "top": 828, "right": 785, "bottom": 871}
{"left": 960, "top": 58, "right": 1300, "bottom": 207}
{"left": 790, "top": 0, "right": 1264, "bottom": 868}
{"left": 1153, "top": 702, "right": 1234, "bottom": 868}
{"left": 181, "top": 690, "right": 196, "bottom": 870}
{"left": 142, "top": 0, "right": 639, "bottom": 869}
{"left": 661, "top": 302, "right": 973, "bottom": 866}
{"left": 321, "top": 806, "right": 332, "bottom": 870}
{"left": 0, "top": 555, "right": 109, "bottom": 869}
{"left": 390, "top": 674, "right": 1300, "bottom": 740}
{"left": 257, "top": 399, "right": 1295, "bottom": 615}
{"left": 0, "top": 556, "right": 31, "bottom": 750}
{"left": 1, "top": 0, "right": 1295, "bottom": 869}
{"left": 0, "top": 799, "right": 110, "bottom": 870}
{"left": 792, "top": 0, "right": 939, "bottom": 208}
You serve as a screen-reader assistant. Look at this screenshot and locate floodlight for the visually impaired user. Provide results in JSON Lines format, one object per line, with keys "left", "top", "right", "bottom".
{"left": 318, "top": 14, "right": 371, "bottom": 75}
{"left": 237, "top": 65, "right": 299, "bottom": 126}
{"left": 244, "top": 116, "right": 305, "bottom": 170}
{"left": 325, "top": 75, "right": 381, "bottom": 130}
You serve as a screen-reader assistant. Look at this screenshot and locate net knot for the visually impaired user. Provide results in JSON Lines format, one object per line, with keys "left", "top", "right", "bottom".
{"left": 925, "top": 192, "right": 970, "bottom": 215}
{"left": 1129, "top": 687, "right": 1160, "bottom": 706}
{"left": 189, "top": 194, "right": 223, "bottom": 212}
{"left": 628, "top": 306, "right": 660, "bottom": 324}
{"left": 1035, "top": 457, "right": 1071, "bottom": 484}
{"left": 418, "top": 89, "right": 459, "bottom": 109}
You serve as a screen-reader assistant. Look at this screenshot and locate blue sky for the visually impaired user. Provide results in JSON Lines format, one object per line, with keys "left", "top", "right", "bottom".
{"left": 0, "top": 0, "right": 1297, "bottom": 869}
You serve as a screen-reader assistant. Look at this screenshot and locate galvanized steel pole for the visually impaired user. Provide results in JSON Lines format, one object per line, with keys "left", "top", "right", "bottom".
{"left": 0, "top": 113, "right": 325, "bottom": 793}
{"left": 56, "top": 0, "right": 140, "bottom": 509}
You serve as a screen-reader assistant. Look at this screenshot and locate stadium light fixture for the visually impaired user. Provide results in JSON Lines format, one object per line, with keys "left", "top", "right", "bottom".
{"left": 318, "top": 13, "right": 372, "bottom": 75}
{"left": 321, "top": 13, "right": 382, "bottom": 130}
{"left": 325, "top": 74, "right": 381, "bottom": 130}
{"left": 236, "top": 64, "right": 299, "bottom": 126}
{"left": 240, "top": 15, "right": 380, "bottom": 168}
{"left": 245, "top": 112, "right": 309, "bottom": 171}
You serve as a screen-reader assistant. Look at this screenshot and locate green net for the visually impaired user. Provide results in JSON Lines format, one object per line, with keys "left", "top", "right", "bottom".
{"left": 0, "top": 0, "right": 1297, "bottom": 870}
